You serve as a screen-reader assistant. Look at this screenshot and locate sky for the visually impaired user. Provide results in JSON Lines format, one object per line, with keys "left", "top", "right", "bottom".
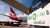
{"left": 0, "top": 1, "right": 26, "bottom": 21}
{"left": 16, "top": 0, "right": 32, "bottom": 8}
